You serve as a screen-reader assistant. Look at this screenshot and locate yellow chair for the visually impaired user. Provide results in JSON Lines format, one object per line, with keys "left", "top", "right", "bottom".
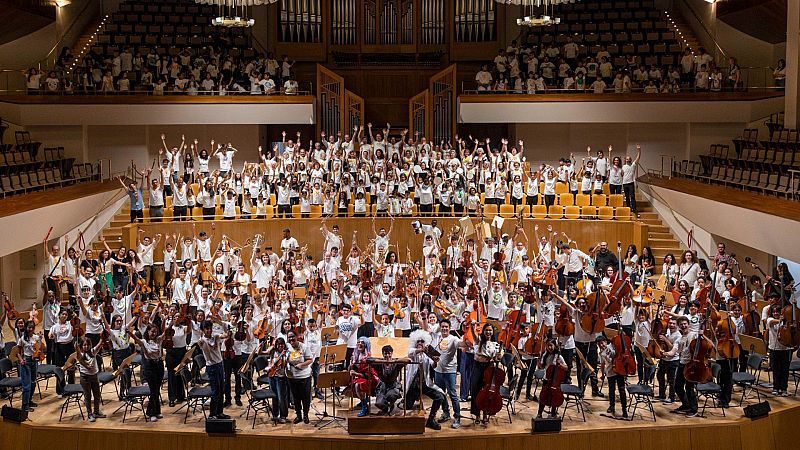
{"left": 575, "top": 194, "right": 591, "bottom": 207}
{"left": 412, "top": 204, "right": 419, "bottom": 215}
{"left": 499, "top": 203, "right": 515, "bottom": 218}
{"left": 214, "top": 206, "right": 223, "bottom": 220}
{"left": 597, "top": 206, "right": 614, "bottom": 220}
{"left": 269, "top": 193, "right": 276, "bottom": 205}
{"left": 615, "top": 206, "right": 631, "bottom": 221}
{"left": 559, "top": 193, "right": 574, "bottom": 206}
{"left": 531, "top": 205, "right": 547, "bottom": 219}
{"left": 264, "top": 205, "right": 274, "bottom": 219}
{"left": 371, "top": 204, "right": 378, "bottom": 216}
{"left": 235, "top": 206, "right": 241, "bottom": 219}
{"left": 365, "top": 193, "right": 371, "bottom": 204}
{"left": 555, "top": 182, "right": 569, "bottom": 195}
{"left": 581, "top": 206, "right": 597, "bottom": 219}
{"left": 165, "top": 196, "right": 172, "bottom": 209}
{"left": 608, "top": 194, "right": 624, "bottom": 207}
{"left": 347, "top": 204, "right": 355, "bottom": 217}
{"left": 603, "top": 183, "right": 610, "bottom": 195}
{"left": 291, "top": 204, "right": 302, "bottom": 218}
{"left": 480, "top": 193, "right": 486, "bottom": 204}
{"left": 564, "top": 205, "right": 580, "bottom": 219}
{"left": 483, "top": 203, "right": 499, "bottom": 220}
{"left": 505, "top": 193, "right": 510, "bottom": 204}
{"left": 548, "top": 205, "right": 564, "bottom": 218}
{"left": 539, "top": 182, "right": 545, "bottom": 193}
{"left": 592, "top": 194, "right": 607, "bottom": 206}
{"left": 310, "top": 205, "right": 323, "bottom": 218}
{"left": 518, "top": 205, "right": 531, "bottom": 218}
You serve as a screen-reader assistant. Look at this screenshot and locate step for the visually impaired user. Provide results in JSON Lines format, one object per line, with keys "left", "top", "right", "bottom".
{"left": 648, "top": 232, "right": 674, "bottom": 240}
{"left": 110, "top": 220, "right": 129, "bottom": 228}
{"left": 637, "top": 212, "right": 660, "bottom": 221}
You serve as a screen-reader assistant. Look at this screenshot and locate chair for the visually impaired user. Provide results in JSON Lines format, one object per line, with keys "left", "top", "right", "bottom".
{"left": 575, "top": 194, "right": 591, "bottom": 207}
{"left": 559, "top": 193, "right": 574, "bottom": 206}
{"left": 696, "top": 363, "right": 726, "bottom": 418}
{"left": 499, "top": 203, "right": 515, "bottom": 218}
{"left": 253, "top": 355, "right": 271, "bottom": 387}
{"left": 97, "top": 370, "right": 118, "bottom": 404}
{"left": 597, "top": 206, "right": 614, "bottom": 220}
{"left": 0, "top": 358, "right": 21, "bottom": 405}
{"left": 192, "top": 353, "right": 210, "bottom": 386}
{"left": 35, "top": 363, "right": 57, "bottom": 399}
{"left": 614, "top": 206, "right": 631, "bottom": 220}
{"left": 483, "top": 204, "right": 499, "bottom": 220}
{"left": 592, "top": 194, "right": 607, "bottom": 206}
{"left": 555, "top": 183, "right": 569, "bottom": 195}
{"left": 548, "top": 205, "right": 564, "bottom": 219}
{"left": 119, "top": 370, "right": 150, "bottom": 422}
{"left": 309, "top": 205, "right": 323, "bottom": 218}
{"left": 732, "top": 353, "right": 763, "bottom": 406}
{"left": 499, "top": 373, "right": 519, "bottom": 424}
{"left": 179, "top": 367, "right": 212, "bottom": 423}
{"left": 531, "top": 205, "right": 547, "bottom": 219}
{"left": 564, "top": 205, "right": 580, "bottom": 219}
{"left": 53, "top": 367, "right": 85, "bottom": 421}
{"left": 626, "top": 364, "right": 657, "bottom": 421}
{"left": 580, "top": 206, "right": 597, "bottom": 219}
{"left": 291, "top": 204, "right": 302, "bottom": 218}
{"left": 790, "top": 360, "right": 800, "bottom": 396}
{"left": 561, "top": 367, "right": 593, "bottom": 422}
{"left": 608, "top": 194, "right": 624, "bottom": 207}
{"left": 241, "top": 374, "right": 276, "bottom": 428}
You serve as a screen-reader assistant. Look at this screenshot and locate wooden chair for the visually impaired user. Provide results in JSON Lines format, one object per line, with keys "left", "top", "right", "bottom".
{"left": 608, "top": 194, "right": 624, "bottom": 207}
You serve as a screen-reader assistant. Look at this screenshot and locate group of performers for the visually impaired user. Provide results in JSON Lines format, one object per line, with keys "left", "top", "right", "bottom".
{"left": 5, "top": 216, "right": 798, "bottom": 430}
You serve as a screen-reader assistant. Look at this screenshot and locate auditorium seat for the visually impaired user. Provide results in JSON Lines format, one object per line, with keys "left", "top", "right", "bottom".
{"left": 564, "top": 205, "right": 581, "bottom": 219}
{"left": 581, "top": 206, "right": 597, "bottom": 219}
{"left": 499, "top": 204, "right": 515, "bottom": 218}
{"left": 548, "top": 205, "right": 564, "bottom": 219}
{"left": 531, "top": 205, "right": 547, "bottom": 219}
{"left": 597, "top": 206, "right": 614, "bottom": 220}
{"left": 559, "top": 193, "right": 574, "bottom": 206}
{"left": 615, "top": 206, "right": 631, "bottom": 220}
{"left": 608, "top": 194, "right": 624, "bottom": 207}
{"left": 592, "top": 194, "right": 607, "bottom": 206}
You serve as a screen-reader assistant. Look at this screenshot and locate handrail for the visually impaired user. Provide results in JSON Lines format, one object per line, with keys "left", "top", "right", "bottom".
{"left": 635, "top": 162, "right": 696, "bottom": 252}
{"left": 677, "top": 0, "right": 728, "bottom": 62}
{"left": 37, "top": 0, "right": 100, "bottom": 70}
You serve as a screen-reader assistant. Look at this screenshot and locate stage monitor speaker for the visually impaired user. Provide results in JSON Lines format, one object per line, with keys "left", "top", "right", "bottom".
{"left": 1, "top": 406, "right": 28, "bottom": 423}
{"left": 205, "top": 418, "right": 236, "bottom": 434}
{"left": 743, "top": 401, "right": 771, "bottom": 419}
{"left": 532, "top": 417, "right": 562, "bottom": 433}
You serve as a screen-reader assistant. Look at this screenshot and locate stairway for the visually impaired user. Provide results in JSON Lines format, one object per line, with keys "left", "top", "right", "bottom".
{"left": 66, "top": 15, "right": 107, "bottom": 75}
{"left": 91, "top": 205, "right": 130, "bottom": 253}
{"left": 635, "top": 194, "right": 683, "bottom": 273}
{"left": 664, "top": 8, "right": 703, "bottom": 55}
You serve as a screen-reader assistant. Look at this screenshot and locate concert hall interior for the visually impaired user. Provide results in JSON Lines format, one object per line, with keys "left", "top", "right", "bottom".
{"left": 1, "top": 0, "right": 800, "bottom": 449}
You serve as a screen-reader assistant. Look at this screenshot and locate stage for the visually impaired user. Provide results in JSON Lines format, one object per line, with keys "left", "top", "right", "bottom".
{"left": 1, "top": 372, "right": 797, "bottom": 450}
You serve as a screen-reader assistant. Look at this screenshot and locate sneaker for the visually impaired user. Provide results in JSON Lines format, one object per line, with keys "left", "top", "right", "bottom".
{"left": 293, "top": 416, "right": 303, "bottom": 424}
{"left": 685, "top": 410, "right": 698, "bottom": 418}
{"left": 437, "top": 413, "right": 451, "bottom": 423}
{"left": 94, "top": 412, "right": 107, "bottom": 418}
{"left": 156, "top": 414, "right": 163, "bottom": 419}
{"left": 303, "top": 416, "right": 310, "bottom": 424}
{"left": 29, "top": 401, "right": 38, "bottom": 407}
{"left": 673, "top": 405, "right": 690, "bottom": 413}
{"left": 606, "top": 406, "right": 615, "bottom": 414}
{"left": 425, "top": 419, "right": 441, "bottom": 430}
{"left": 88, "top": 415, "right": 96, "bottom": 423}
{"left": 217, "top": 414, "right": 231, "bottom": 419}
{"left": 149, "top": 416, "right": 158, "bottom": 422}
{"left": 24, "top": 407, "right": 34, "bottom": 413}
{"left": 451, "top": 418, "right": 461, "bottom": 429}
{"left": 662, "top": 399, "right": 675, "bottom": 405}
{"left": 235, "top": 399, "right": 243, "bottom": 407}
{"left": 654, "top": 396, "right": 666, "bottom": 401}
{"left": 277, "top": 417, "right": 288, "bottom": 424}
{"left": 771, "top": 390, "right": 780, "bottom": 396}
{"left": 592, "top": 391, "right": 606, "bottom": 398}
{"left": 168, "top": 401, "right": 175, "bottom": 407}
{"left": 56, "top": 394, "right": 63, "bottom": 399}
{"left": 622, "top": 413, "right": 629, "bottom": 419}
{"left": 203, "top": 399, "right": 211, "bottom": 406}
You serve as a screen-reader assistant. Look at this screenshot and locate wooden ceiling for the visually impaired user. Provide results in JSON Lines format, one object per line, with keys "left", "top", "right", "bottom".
{"left": 716, "top": 0, "right": 787, "bottom": 44}
{"left": 0, "top": 1, "right": 55, "bottom": 45}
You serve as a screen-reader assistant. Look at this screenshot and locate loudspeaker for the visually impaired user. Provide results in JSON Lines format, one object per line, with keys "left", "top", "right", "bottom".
{"left": 1, "top": 406, "right": 28, "bottom": 423}
{"left": 532, "top": 417, "right": 562, "bottom": 433}
{"left": 205, "top": 418, "right": 236, "bottom": 434}
{"left": 743, "top": 401, "right": 771, "bottom": 419}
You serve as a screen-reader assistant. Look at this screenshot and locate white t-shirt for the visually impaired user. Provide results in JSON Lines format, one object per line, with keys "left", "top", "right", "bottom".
{"left": 336, "top": 315, "right": 360, "bottom": 348}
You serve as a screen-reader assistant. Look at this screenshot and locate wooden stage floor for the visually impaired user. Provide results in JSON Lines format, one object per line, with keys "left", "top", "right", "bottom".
{"left": 2, "top": 366, "right": 798, "bottom": 450}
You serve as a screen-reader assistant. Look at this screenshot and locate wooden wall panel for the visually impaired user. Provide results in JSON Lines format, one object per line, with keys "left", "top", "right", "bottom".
{"left": 30, "top": 427, "right": 79, "bottom": 450}
{"left": 690, "top": 425, "right": 742, "bottom": 450}
{"left": 639, "top": 427, "right": 691, "bottom": 450}
{"left": 125, "top": 218, "right": 646, "bottom": 266}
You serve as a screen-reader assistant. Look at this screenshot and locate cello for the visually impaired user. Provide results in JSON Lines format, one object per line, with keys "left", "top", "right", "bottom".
{"left": 777, "top": 299, "right": 800, "bottom": 348}
{"left": 580, "top": 286, "right": 608, "bottom": 334}
{"left": 524, "top": 320, "right": 548, "bottom": 356}
{"left": 646, "top": 296, "right": 668, "bottom": 359}
{"left": 715, "top": 312, "right": 740, "bottom": 360}
{"left": 554, "top": 292, "right": 575, "bottom": 337}
{"left": 683, "top": 315, "right": 713, "bottom": 383}
{"left": 538, "top": 342, "right": 568, "bottom": 410}
{"left": 475, "top": 341, "right": 505, "bottom": 418}
{"left": 610, "top": 316, "right": 637, "bottom": 377}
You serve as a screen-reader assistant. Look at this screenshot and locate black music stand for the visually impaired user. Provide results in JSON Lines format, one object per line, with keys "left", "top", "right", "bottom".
{"left": 314, "top": 371, "right": 351, "bottom": 430}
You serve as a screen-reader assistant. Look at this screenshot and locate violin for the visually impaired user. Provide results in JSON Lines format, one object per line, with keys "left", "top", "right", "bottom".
{"left": 580, "top": 287, "right": 608, "bottom": 334}
{"left": 683, "top": 315, "right": 713, "bottom": 383}
{"left": 491, "top": 250, "right": 505, "bottom": 273}
{"left": 747, "top": 258, "right": 778, "bottom": 299}
{"left": 223, "top": 329, "right": 235, "bottom": 360}
{"left": 522, "top": 284, "right": 537, "bottom": 305}
{"left": 71, "top": 312, "right": 84, "bottom": 338}
{"left": 778, "top": 301, "right": 800, "bottom": 348}
{"left": 427, "top": 275, "right": 443, "bottom": 297}
{"left": 162, "top": 315, "right": 175, "bottom": 350}
{"left": 433, "top": 298, "right": 453, "bottom": 317}
{"left": 253, "top": 318, "right": 272, "bottom": 341}
{"left": 234, "top": 320, "right": 247, "bottom": 341}
{"left": 266, "top": 349, "right": 287, "bottom": 377}
{"left": 454, "top": 267, "right": 467, "bottom": 289}
{"left": 359, "top": 264, "right": 373, "bottom": 290}
{"left": 3, "top": 293, "right": 19, "bottom": 321}
{"left": 32, "top": 335, "right": 47, "bottom": 362}
{"left": 715, "top": 313, "right": 740, "bottom": 359}
{"left": 100, "top": 328, "right": 113, "bottom": 352}
{"left": 611, "top": 321, "right": 637, "bottom": 377}
{"left": 532, "top": 266, "right": 557, "bottom": 287}
{"left": 475, "top": 349, "right": 505, "bottom": 417}
{"left": 464, "top": 296, "right": 487, "bottom": 347}
{"left": 539, "top": 353, "right": 567, "bottom": 408}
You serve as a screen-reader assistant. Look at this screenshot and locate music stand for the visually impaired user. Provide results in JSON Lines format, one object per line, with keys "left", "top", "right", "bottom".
{"left": 652, "top": 289, "right": 673, "bottom": 306}
{"left": 739, "top": 334, "right": 771, "bottom": 388}
{"left": 314, "top": 371, "right": 351, "bottom": 430}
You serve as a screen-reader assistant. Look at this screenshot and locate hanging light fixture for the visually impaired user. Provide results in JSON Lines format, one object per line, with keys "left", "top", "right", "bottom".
{"left": 496, "top": 0, "right": 580, "bottom": 27}
{"left": 193, "top": 0, "right": 278, "bottom": 28}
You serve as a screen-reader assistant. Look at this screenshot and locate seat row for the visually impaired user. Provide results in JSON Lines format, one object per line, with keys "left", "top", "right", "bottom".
{"left": 673, "top": 162, "right": 799, "bottom": 200}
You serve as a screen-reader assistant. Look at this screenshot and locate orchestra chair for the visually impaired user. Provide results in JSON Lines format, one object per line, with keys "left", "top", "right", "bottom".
{"left": 269, "top": 193, "right": 276, "bottom": 205}
{"left": 130, "top": 353, "right": 142, "bottom": 384}
{"left": 789, "top": 360, "right": 800, "bottom": 395}
{"left": 608, "top": 194, "right": 624, "bottom": 207}
{"left": 193, "top": 353, "right": 211, "bottom": 385}
{"left": 253, "top": 356, "right": 272, "bottom": 387}
{"left": 548, "top": 205, "right": 564, "bottom": 219}
{"left": 592, "top": 194, "right": 607, "bottom": 207}
{"left": 732, "top": 353, "right": 764, "bottom": 406}
{"left": 626, "top": 364, "right": 657, "bottom": 422}
{"left": 291, "top": 204, "right": 302, "bottom": 218}
{"left": 615, "top": 206, "right": 631, "bottom": 221}
{"left": 530, "top": 369, "right": 546, "bottom": 398}
{"left": 560, "top": 367, "right": 593, "bottom": 422}
{"left": 240, "top": 374, "right": 277, "bottom": 428}
{"left": 559, "top": 193, "right": 574, "bottom": 206}
{"left": 696, "top": 362, "right": 726, "bottom": 418}
{"left": 97, "top": 369, "right": 118, "bottom": 404}
{"left": 118, "top": 369, "right": 150, "bottom": 423}
{"left": 53, "top": 367, "right": 85, "bottom": 422}
{"left": 347, "top": 203, "right": 355, "bottom": 217}
{"left": 564, "top": 205, "right": 581, "bottom": 220}
{"left": 35, "top": 362, "right": 58, "bottom": 400}
{"left": 499, "top": 373, "right": 519, "bottom": 424}
{"left": 597, "top": 206, "right": 614, "bottom": 221}
{"left": 575, "top": 194, "right": 591, "bottom": 207}
{"left": 0, "top": 358, "right": 21, "bottom": 405}
{"left": 214, "top": 206, "right": 224, "bottom": 220}
{"left": 179, "top": 367, "right": 212, "bottom": 423}
{"left": 499, "top": 203, "right": 515, "bottom": 218}
{"left": 531, "top": 205, "right": 547, "bottom": 219}
{"left": 603, "top": 183, "right": 610, "bottom": 195}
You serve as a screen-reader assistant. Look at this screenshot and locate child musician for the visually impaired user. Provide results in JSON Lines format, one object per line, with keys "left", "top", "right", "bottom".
{"left": 536, "top": 338, "right": 567, "bottom": 419}
{"left": 74, "top": 336, "right": 106, "bottom": 422}
{"left": 597, "top": 334, "right": 628, "bottom": 419}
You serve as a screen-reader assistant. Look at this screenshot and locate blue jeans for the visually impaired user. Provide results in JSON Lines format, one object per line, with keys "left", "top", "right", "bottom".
{"left": 459, "top": 352, "right": 474, "bottom": 400}
{"left": 269, "top": 376, "right": 289, "bottom": 419}
{"left": 434, "top": 371, "right": 460, "bottom": 418}
{"left": 206, "top": 362, "right": 225, "bottom": 417}
{"left": 20, "top": 357, "right": 37, "bottom": 409}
